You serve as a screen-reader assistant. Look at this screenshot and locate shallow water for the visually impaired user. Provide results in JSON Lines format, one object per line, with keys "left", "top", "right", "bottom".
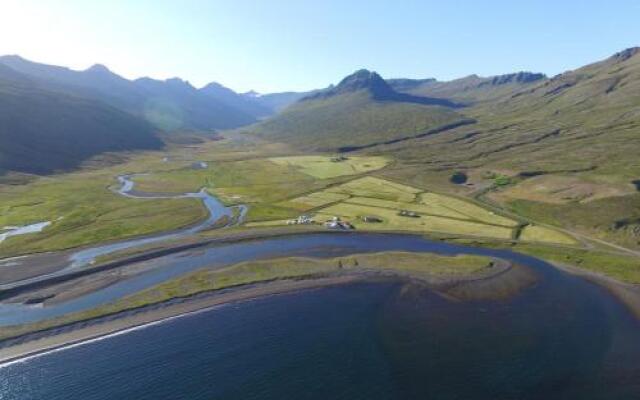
{"left": 0, "top": 222, "right": 51, "bottom": 244}
{"left": 0, "top": 278, "right": 639, "bottom": 399}
{"left": 0, "top": 233, "right": 561, "bottom": 325}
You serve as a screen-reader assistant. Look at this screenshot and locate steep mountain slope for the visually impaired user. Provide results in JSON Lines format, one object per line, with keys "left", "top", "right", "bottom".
{"left": 374, "top": 49, "right": 640, "bottom": 174}
{"left": 0, "top": 65, "right": 162, "bottom": 175}
{"left": 133, "top": 77, "right": 255, "bottom": 130}
{"left": 368, "top": 48, "right": 640, "bottom": 249}
{"left": 0, "top": 55, "right": 257, "bottom": 131}
{"left": 243, "top": 70, "right": 468, "bottom": 150}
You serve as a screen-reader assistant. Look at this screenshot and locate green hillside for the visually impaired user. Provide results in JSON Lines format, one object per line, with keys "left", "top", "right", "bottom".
{"left": 367, "top": 48, "right": 640, "bottom": 250}
{"left": 243, "top": 70, "right": 468, "bottom": 150}
{"left": 382, "top": 48, "right": 640, "bottom": 174}
{"left": 0, "top": 65, "right": 162, "bottom": 175}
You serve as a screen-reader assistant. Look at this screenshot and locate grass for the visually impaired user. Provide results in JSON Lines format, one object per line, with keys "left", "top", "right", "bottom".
{"left": 348, "top": 52, "right": 640, "bottom": 251}
{"left": 315, "top": 202, "right": 513, "bottom": 239}
{"left": 345, "top": 196, "right": 471, "bottom": 219}
{"left": 494, "top": 175, "right": 512, "bottom": 186}
{"left": 0, "top": 251, "right": 494, "bottom": 339}
{"left": 129, "top": 157, "right": 338, "bottom": 223}
{"left": 0, "top": 162, "right": 207, "bottom": 258}
{"left": 520, "top": 225, "right": 578, "bottom": 245}
{"left": 507, "top": 243, "right": 640, "bottom": 284}
{"left": 135, "top": 252, "right": 494, "bottom": 303}
{"left": 278, "top": 190, "right": 350, "bottom": 210}
{"left": 243, "top": 91, "right": 466, "bottom": 150}
{"left": 419, "top": 193, "right": 518, "bottom": 227}
{"left": 506, "top": 194, "right": 640, "bottom": 250}
{"left": 327, "top": 176, "right": 421, "bottom": 202}
{"left": 269, "top": 155, "right": 389, "bottom": 179}
{"left": 132, "top": 158, "right": 317, "bottom": 195}
{"left": 0, "top": 137, "right": 298, "bottom": 257}
{"left": 490, "top": 174, "right": 635, "bottom": 205}
{"left": 248, "top": 176, "right": 523, "bottom": 241}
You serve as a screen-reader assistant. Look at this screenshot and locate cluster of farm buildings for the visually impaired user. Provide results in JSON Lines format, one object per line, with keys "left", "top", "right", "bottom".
{"left": 286, "top": 215, "right": 354, "bottom": 230}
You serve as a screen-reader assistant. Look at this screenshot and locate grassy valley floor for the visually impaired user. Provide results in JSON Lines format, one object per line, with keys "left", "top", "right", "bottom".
{"left": 1, "top": 134, "right": 638, "bottom": 308}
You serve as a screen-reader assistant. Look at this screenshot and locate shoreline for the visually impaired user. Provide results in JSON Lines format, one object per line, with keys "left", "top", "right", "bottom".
{"left": 551, "top": 261, "right": 640, "bottom": 318}
{"left": 0, "top": 275, "right": 364, "bottom": 365}
{"left": 0, "top": 257, "right": 514, "bottom": 365}
{"left": 1, "top": 229, "right": 638, "bottom": 365}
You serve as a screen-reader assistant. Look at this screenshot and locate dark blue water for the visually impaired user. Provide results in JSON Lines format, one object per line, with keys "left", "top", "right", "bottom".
{"left": 1, "top": 279, "right": 639, "bottom": 400}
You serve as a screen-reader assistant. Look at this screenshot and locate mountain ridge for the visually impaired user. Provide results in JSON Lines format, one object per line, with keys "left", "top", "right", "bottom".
{"left": 242, "top": 68, "right": 467, "bottom": 150}
{"left": 0, "top": 65, "right": 162, "bottom": 175}
{"left": 0, "top": 55, "right": 260, "bottom": 131}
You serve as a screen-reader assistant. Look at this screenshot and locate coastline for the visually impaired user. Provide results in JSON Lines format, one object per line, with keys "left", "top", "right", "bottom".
{"left": 1, "top": 228, "right": 638, "bottom": 367}
{"left": 551, "top": 261, "right": 640, "bottom": 319}
{"left": 0, "top": 275, "right": 363, "bottom": 366}
{"left": 0, "top": 256, "right": 515, "bottom": 365}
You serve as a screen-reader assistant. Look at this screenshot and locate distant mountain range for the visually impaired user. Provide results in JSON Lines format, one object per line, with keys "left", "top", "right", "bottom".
{"left": 0, "top": 55, "right": 302, "bottom": 174}
{"left": 0, "top": 55, "right": 265, "bottom": 131}
{"left": 2, "top": 48, "right": 639, "bottom": 178}
{"left": 0, "top": 63, "right": 162, "bottom": 174}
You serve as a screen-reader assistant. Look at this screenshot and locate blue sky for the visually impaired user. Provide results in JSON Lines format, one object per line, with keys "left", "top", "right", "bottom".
{"left": 1, "top": 0, "right": 638, "bottom": 93}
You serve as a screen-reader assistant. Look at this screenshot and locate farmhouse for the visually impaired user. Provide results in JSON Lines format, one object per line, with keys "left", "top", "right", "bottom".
{"left": 324, "top": 216, "right": 354, "bottom": 230}
{"left": 287, "top": 215, "right": 315, "bottom": 225}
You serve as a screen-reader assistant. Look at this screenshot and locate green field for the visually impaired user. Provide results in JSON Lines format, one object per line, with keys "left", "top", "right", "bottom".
{"left": 316, "top": 203, "right": 514, "bottom": 239}
{"left": 327, "top": 176, "right": 421, "bottom": 202}
{"left": 345, "top": 196, "right": 468, "bottom": 220}
{"left": 250, "top": 176, "right": 520, "bottom": 240}
{"left": 520, "top": 225, "right": 578, "bottom": 245}
{"left": 278, "top": 190, "right": 350, "bottom": 210}
{"left": 0, "top": 156, "right": 207, "bottom": 258}
{"left": 0, "top": 141, "right": 582, "bottom": 259}
{"left": 419, "top": 193, "right": 518, "bottom": 227}
{"left": 269, "top": 155, "right": 389, "bottom": 179}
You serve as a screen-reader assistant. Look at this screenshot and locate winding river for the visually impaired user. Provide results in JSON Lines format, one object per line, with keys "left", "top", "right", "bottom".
{"left": 0, "top": 175, "right": 247, "bottom": 291}
{"left": 68, "top": 175, "right": 247, "bottom": 269}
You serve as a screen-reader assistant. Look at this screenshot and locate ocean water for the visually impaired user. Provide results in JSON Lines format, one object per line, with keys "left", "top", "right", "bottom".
{"left": 1, "top": 279, "right": 639, "bottom": 400}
